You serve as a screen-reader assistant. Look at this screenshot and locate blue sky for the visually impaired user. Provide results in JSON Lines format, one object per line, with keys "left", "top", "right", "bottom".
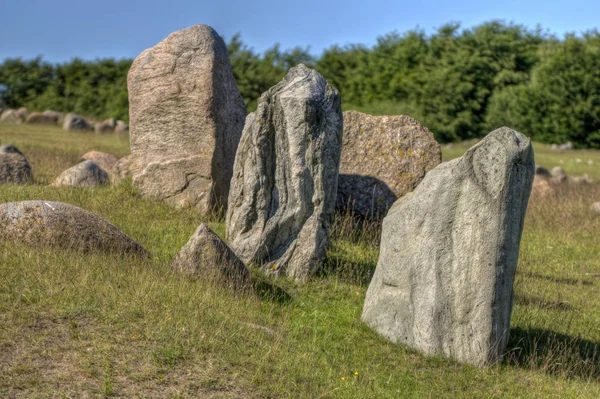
{"left": 0, "top": 0, "right": 598, "bottom": 63}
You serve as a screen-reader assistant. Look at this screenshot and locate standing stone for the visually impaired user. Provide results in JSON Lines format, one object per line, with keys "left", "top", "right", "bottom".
{"left": 0, "top": 201, "right": 147, "bottom": 256}
{"left": 26, "top": 112, "right": 59, "bottom": 125}
{"left": 114, "top": 120, "right": 129, "bottom": 137}
{"left": 50, "top": 160, "right": 109, "bottom": 187}
{"left": 361, "top": 127, "right": 534, "bottom": 367}
{"left": 63, "top": 113, "right": 92, "bottom": 131}
{"left": 226, "top": 64, "right": 343, "bottom": 281}
{"left": 95, "top": 118, "right": 117, "bottom": 134}
{"left": 0, "top": 144, "right": 32, "bottom": 184}
{"left": 128, "top": 24, "right": 246, "bottom": 212}
{"left": 172, "top": 223, "right": 251, "bottom": 288}
{"left": 0, "top": 109, "right": 22, "bottom": 124}
{"left": 338, "top": 111, "right": 441, "bottom": 219}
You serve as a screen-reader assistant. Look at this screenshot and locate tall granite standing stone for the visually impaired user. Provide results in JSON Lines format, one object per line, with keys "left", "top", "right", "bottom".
{"left": 128, "top": 24, "right": 246, "bottom": 212}
{"left": 226, "top": 64, "right": 343, "bottom": 281}
{"left": 361, "top": 127, "right": 534, "bottom": 367}
{"left": 338, "top": 111, "right": 441, "bottom": 219}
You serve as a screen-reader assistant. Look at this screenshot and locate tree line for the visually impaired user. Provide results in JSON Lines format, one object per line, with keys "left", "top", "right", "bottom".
{"left": 1, "top": 21, "right": 599, "bottom": 146}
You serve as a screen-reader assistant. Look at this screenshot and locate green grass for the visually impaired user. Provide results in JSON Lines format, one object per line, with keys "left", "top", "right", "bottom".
{"left": 1, "top": 122, "right": 599, "bottom": 398}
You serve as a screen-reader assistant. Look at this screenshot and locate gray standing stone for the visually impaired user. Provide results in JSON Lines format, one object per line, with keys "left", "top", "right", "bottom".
{"left": 338, "top": 111, "right": 441, "bottom": 219}
{"left": 226, "top": 64, "right": 343, "bottom": 281}
{"left": 51, "top": 160, "right": 109, "bottom": 187}
{"left": 0, "top": 201, "right": 147, "bottom": 256}
{"left": 128, "top": 24, "right": 246, "bottom": 212}
{"left": 26, "top": 112, "right": 59, "bottom": 125}
{"left": 361, "top": 127, "right": 534, "bottom": 367}
{"left": 172, "top": 223, "right": 251, "bottom": 288}
{"left": 63, "top": 113, "right": 91, "bottom": 131}
{"left": 0, "top": 144, "right": 32, "bottom": 184}
{"left": 0, "top": 109, "right": 22, "bottom": 124}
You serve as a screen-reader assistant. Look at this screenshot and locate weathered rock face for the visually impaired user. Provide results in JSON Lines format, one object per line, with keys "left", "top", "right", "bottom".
{"left": 338, "top": 111, "right": 441, "bottom": 218}
{"left": 81, "top": 151, "right": 118, "bottom": 172}
{"left": 226, "top": 64, "right": 343, "bottom": 281}
{"left": 26, "top": 112, "right": 59, "bottom": 125}
{"left": 0, "top": 201, "right": 147, "bottom": 256}
{"left": 0, "top": 109, "right": 22, "bottom": 124}
{"left": 172, "top": 223, "right": 251, "bottom": 287}
{"left": 51, "top": 160, "right": 109, "bottom": 187}
{"left": 0, "top": 144, "right": 32, "bottom": 184}
{"left": 114, "top": 120, "right": 129, "bottom": 137}
{"left": 95, "top": 118, "right": 117, "bottom": 134}
{"left": 63, "top": 113, "right": 91, "bottom": 131}
{"left": 128, "top": 24, "right": 246, "bottom": 212}
{"left": 362, "top": 127, "right": 535, "bottom": 367}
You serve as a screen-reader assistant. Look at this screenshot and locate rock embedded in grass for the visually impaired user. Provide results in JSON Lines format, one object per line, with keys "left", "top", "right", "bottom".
{"left": 63, "top": 113, "right": 92, "bottom": 131}
{"left": 81, "top": 151, "right": 118, "bottom": 173}
{"left": 51, "top": 160, "right": 109, "bottom": 187}
{"left": 338, "top": 111, "right": 441, "bottom": 219}
{"left": 0, "top": 109, "right": 23, "bottom": 124}
{"left": 226, "top": 64, "right": 343, "bottom": 281}
{"left": 361, "top": 127, "right": 535, "bottom": 367}
{"left": 128, "top": 24, "right": 246, "bottom": 213}
{"left": 172, "top": 223, "right": 251, "bottom": 289}
{"left": 26, "top": 112, "right": 60, "bottom": 125}
{"left": 0, "top": 200, "right": 148, "bottom": 256}
{"left": 0, "top": 144, "right": 32, "bottom": 184}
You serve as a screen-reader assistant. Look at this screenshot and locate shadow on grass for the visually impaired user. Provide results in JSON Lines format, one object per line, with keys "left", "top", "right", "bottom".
{"left": 505, "top": 327, "right": 600, "bottom": 380}
{"left": 251, "top": 277, "right": 292, "bottom": 304}
{"left": 318, "top": 251, "right": 377, "bottom": 287}
{"left": 521, "top": 271, "right": 594, "bottom": 286}
{"left": 514, "top": 294, "right": 575, "bottom": 311}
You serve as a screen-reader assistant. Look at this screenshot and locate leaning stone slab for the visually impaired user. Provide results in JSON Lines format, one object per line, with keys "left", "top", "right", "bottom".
{"left": 362, "top": 127, "right": 535, "bottom": 367}
{"left": 128, "top": 24, "right": 246, "bottom": 212}
{"left": 338, "top": 111, "right": 441, "bottom": 219}
{"left": 0, "top": 201, "right": 147, "bottom": 256}
{"left": 172, "top": 223, "right": 251, "bottom": 288}
{"left": 226, "top": 64, "right": 343, "bottom": 281}
{"left": 51, "top": 160, "right": 109, "bottom": 187}
{"left": 0, "top": 144, "right": 32, "bottom": 184}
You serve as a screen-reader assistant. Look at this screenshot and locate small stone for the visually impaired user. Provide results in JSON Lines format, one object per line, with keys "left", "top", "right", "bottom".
{"left": 51, "top": 160, "right": 109, "bottom": 187}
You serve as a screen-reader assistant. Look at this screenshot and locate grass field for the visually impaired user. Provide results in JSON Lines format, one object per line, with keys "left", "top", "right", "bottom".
{"left": 1, "top": 122, "right": 599, "bottom": 398}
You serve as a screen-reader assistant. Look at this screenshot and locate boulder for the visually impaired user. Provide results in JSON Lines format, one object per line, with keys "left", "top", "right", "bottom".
{"left": 50, "top": 160, "right": 109, "bottom": 187}
{"left": 550, "top": 166, "right": 567, "bottom": 183}
{"left": 226, "top": 64, "right": 343, "bottom": 281}
{"left": 26, "top": 112, "right": 59, "bottom": 125}
{"left": 534, "top": 165, "right": 552, "bottom": 178}
{"left": 81, "top": 151, "right": 118, "bottom": 172}
{"left": 114, "top": 120, "right": 129, "bottom": 137}
{"left": 16, "top": 107, "right": 28, "bottom": 120}
{"left": 0, "top": 144, "right": 32, "bottom": 184}
{"left": 0, "top": 109, "right": 22, "bottom": 124}
{"left": 361, "top": 127, "right": 535, "bottom": 367}
{"left": 0, "top": 201, "right": 147, "bottom": 256}
{"left": 339, "top": 111, "right": 441, "bottom": 218}
{"left": 530, "top": 175, "right": 555, "bottom": 199}
{"left": 128, "top": 24, "right": 246, "bottom": 212}
{"left": 94, "top": 118, "right": 117, "bottom": 134}
{"left": 172, "top": 223, "right": 251, "bottom": 288}
{"left": 42, "top": 110, "right": 65, "bottom": 124}
{"left": 63, "top": 113, "right": 91, "bottom": 131}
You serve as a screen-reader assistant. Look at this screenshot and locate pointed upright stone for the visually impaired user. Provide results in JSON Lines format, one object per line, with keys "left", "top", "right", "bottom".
{"left": 226, "top": 64, "right": 343, "bottom": 281}
{"left": 361, "top": 127, "right": 535, "bottom": 367}
{"left": 128, "top": 24, "right": 246, "bottom": 212}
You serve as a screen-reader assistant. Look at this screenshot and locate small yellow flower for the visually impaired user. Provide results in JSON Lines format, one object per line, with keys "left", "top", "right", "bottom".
{"left": 353, "top": 371, "right": 359, "bottom": 377}
{"left": 341, "top": 376, "right": 346, "bottom": 381}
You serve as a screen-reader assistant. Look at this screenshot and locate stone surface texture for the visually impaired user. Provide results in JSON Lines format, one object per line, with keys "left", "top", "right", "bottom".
{"left": 226, "top": 64, "right": 343, "bottom": 281}
{"left": 51, "top": 160, "right": 109, "bottom": 187}
{"left": 128, "top": 24, "right": 246, "bottom": 212}
{"left": 0, "top": 201, "right": 147, "bottom": 255}
{"left": 361, "top": 127, "right": 535, "bottom": 367}
{"left": 0, "top": 144, "right": 32, "bottom": 184}
{"left": 338, "top": 111, "right": 441, "bottom": 218}
{"left": 172, "top": 223, "right": 251, "bottom": 287}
